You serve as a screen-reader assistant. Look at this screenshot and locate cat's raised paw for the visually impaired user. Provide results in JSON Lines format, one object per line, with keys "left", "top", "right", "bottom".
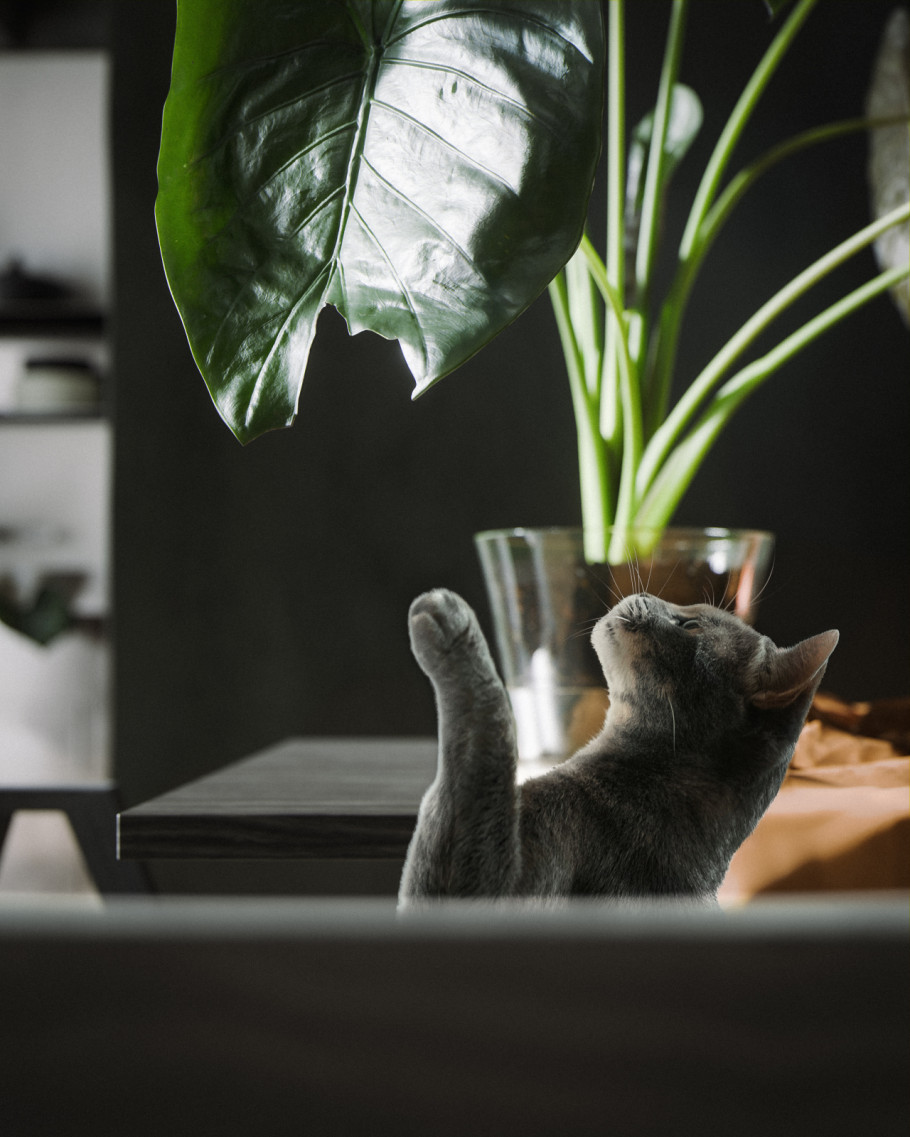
{"left": 408, "top": 589, "right": 478, "bottom": 670}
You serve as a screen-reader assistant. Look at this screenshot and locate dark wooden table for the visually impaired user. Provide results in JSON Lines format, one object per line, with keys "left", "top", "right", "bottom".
{"left": 117, "top": 737, "right": 437, "bottom": 862}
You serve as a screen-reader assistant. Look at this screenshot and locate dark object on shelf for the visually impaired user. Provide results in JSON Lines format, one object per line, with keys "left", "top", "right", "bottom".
{"left": 0, "top": 524, "right": 84, "bottom": 643}
{"left": 0, "top": 582, "right": 74, "bottom": 645}
{"left": 0, "top": 410, "right": 105, "bottom": 423}
{"left": 0, "top": 259, "right": 105, "bottom": 336}
{"left": 0, "top": 307, "right": 105, "bottom": 336}
{"left": 0, "top": 258, "right": 69, "bottom": 302}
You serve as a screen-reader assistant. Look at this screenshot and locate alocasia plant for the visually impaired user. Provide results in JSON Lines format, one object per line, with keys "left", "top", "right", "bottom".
{"left": 156, "top": 0, "right": 909, "bottom": 564}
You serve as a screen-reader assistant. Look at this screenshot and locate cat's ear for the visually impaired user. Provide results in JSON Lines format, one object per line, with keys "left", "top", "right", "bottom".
{"left": 751, "top": 630, "right": 839, "bottom": 709}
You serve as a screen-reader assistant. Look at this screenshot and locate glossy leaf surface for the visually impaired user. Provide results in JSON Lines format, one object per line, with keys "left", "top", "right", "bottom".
{"left": 156, "top": 0, "right": 604, "bottom": 442}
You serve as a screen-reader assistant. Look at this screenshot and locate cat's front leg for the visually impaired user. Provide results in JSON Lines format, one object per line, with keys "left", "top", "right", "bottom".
{"left": 398, "top": 589, "right": 520, "bottom": 905}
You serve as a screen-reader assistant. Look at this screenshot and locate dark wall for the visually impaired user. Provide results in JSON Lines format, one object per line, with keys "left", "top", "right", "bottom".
{"left": 112, "top": 1, "right": 909, "bottom": 805}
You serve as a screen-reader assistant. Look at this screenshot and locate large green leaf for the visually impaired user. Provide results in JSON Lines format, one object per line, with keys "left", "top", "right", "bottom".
{"left": 156, "top": 0, "right": 605, "bottom": 442}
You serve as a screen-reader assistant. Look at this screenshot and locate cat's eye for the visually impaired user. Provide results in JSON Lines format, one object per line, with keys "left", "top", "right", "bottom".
{"left": 678, "top": 618, "right": 702, "bottom": 631}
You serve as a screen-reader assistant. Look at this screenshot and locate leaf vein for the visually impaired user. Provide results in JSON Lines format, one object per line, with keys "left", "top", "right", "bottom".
{"left": 385, "top": 7, "right": 596, "bottom": 66}
{"left": 201, "top": 123, "right": 356, "bottom": 251}
{"left": 190, "top": 71, "right": 363, "bottom": 170}
{"left": 370, "top": 98, "right": 518, "bottom": 195}
{"left": 242, "top": 262, "right": 333, "bottom": 429}
{"left": 382, "top": 56, "right": 560, "bottom": 139}
{"left": 206, "top": 185, "right": 345, "bottom": 375}
{"left": 359, "top": 155, "right": 483, "bottom": 277}
{"left": 203, "top": 38, "right": 360, "bottom": 81}
{"left": 348, "top": 203, "right": 429, "bottom": 374}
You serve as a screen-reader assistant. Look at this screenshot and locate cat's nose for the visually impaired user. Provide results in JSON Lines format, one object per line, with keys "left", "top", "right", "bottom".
{"left": 610, "top": 593, "right": 652, "bottom": 626}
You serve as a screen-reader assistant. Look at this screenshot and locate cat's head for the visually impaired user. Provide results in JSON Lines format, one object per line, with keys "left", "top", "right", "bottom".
{"left": 591, "top": 592, "right": 838, "bottom": 751}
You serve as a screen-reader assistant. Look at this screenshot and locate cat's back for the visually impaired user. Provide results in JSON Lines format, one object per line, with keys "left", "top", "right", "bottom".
{"left": 516, "top": 740, "right": 731, "bottom": 897}
{"left": 515, "top": 753, "right": 633, "bottom": 895}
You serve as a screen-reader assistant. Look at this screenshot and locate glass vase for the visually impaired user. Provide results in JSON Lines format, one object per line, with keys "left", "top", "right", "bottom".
{"left": 474, "top": 526, "right": 775, "bottom": 765}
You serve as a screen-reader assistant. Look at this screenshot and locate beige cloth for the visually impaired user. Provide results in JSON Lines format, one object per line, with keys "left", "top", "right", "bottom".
{"left": 719, "top": 696, "right": 910, "bottom": 903}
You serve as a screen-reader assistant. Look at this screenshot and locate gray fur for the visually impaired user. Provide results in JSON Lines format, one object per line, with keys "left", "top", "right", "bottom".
{"left": 399, "top": 589, "right": 838, "bottom": 907}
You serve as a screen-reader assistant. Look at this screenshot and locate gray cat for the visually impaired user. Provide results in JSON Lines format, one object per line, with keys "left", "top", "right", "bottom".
{"left": 398, "top": 588, "right": 837, "bottom": 907}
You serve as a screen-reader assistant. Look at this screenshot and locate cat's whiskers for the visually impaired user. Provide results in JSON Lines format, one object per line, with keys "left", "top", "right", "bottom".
{"left": 622, "top": 544, "right": 644, "bottom": 595}
{"left": 715, "top": 558, "right": 777, "bottom": 619}
{"left": 569, "top": 617, "right": 601, "bottom": 641}
{"left": 636, "top": 554, "right": 648, "bottom": 597}
{"left": 605, "top": 580, "right": 625, "bottom": 607}
{"left": 586, "top": 568, "right": 622, "bottom": 610}
{"left": 666, "top": 692, "right": 677, "bottom": 756}
{"left": 585, "top": 568, "right": 609, "bottom": 602}
{"left": 600, "top": 557, "right": 620, "bottom": 605}
{"left": 655, "top": 556, "right": 684, "bottom": 603}
{"left": 748, "top": 559, "right": 777, "bottom": 609}
{"left": 642, "top": 554, "right": 655, "bottom": 597}
{"left": 613, "top": 540, "right": 644, "bottom": 599}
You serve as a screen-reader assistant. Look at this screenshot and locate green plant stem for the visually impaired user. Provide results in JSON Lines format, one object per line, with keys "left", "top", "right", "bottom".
{"left": 606, "top": 0, "right": 625, "bottom": 305}
{"left": 634, "top": 0, "right": 688, "bottom": 315}
{"left": 566, "top": 239, "right": 604, "bottom": 398}
{"left": 549, "top": 272, "right": 612, "bottom": 559}
{"left": 601, "top": 1, "right": 648, "bottom": 563}
{"left": 702, "top": 115, "right": 909, "bottom": 255}
{"left": 647, "top": 113, "right": 907, "bottom": 433}
{"left": 635, "top": 201, "right": 910, "bottom": 501}
{"left": 635, "top": 263, "right": 908, "bottom": 528}
{"left": 679, "top": 0, "right": 818, "bottom": 260}
{"left": 646, "top": 0, "right": 818, "bottom": 429}
{"left": 600, "top": 0, "right": 626, "bottom": 451}
{"left": 578, "top": 235, "right": 644, "bottom": 561}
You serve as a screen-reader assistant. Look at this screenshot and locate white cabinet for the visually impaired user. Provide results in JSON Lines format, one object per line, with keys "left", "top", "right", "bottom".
{"left": 0, "top": 49, "right": 112, "bottom": 892}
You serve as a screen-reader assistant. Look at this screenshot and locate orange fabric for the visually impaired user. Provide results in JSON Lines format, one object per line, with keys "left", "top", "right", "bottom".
{"left": 719, "top": 696, "right": 910, "bottom": 903}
